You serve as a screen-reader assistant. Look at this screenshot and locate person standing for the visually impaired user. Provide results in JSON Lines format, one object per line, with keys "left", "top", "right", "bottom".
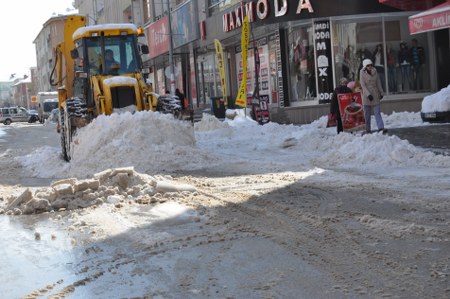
{"left": 359, "top": 59, "right": 386, "bottom": 134}
{"left": 175, "top": 88, "right": 186, "bottom": 110}
{"left": 330, "top": 77, "right": 352, "bottom": 134}
{"left": 103, "top": 49, "right": 118, "bottom": 74}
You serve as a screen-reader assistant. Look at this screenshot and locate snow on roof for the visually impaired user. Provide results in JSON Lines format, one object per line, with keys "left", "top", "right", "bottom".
{"left": 103, "top": 76, "right": 138, "bottom": 86}
{"left": 73, "top": 23, "right": 138, "bottom": 39}
{"left": 37, "top": 91, "right": 58, "bottom": 96}
{"left": 13, "top": 77, "right": 32, "bottom": 86}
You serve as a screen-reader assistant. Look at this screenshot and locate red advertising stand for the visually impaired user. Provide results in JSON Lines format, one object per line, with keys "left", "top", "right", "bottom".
{"left": 338, "top": 92, "right": 366, "bottom": 132}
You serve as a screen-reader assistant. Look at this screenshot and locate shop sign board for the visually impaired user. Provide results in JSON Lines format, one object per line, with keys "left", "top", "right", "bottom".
{"left": 236, "top": 15, "right": 250, "bottom": 107}
{"left": 222, "top": 0, "right": 314, "bottom": 32}
{"left": 314, "top": 20, "right": 333, "bottom": 104}
{"left": 146, "top": 16, "right": 169, "bottom": 60}
{"left": 409, "top": 1, "right": 450, "bottom": 34}
{"left": 338, "top": 92, "right": 366, "bottom": 132}
{"left": 171, "top": 1, "right": 199, "bottom": 47}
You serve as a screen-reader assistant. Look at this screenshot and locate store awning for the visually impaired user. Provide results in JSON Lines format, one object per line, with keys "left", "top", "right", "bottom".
{"left": 409, "top": 0, "right": 450, "bottom": 34}
{"left": 379, "top": 0, "right": 444, "bottom": 11}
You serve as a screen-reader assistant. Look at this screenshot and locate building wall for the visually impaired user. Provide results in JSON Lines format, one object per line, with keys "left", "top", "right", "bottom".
{"left": 0, "top": 82, "right": 14, "bottom": 107}
{"left": 76, "top": 0, "right": 150, "bottom": 26}
{"left": 34, "top": 17, "right": 67, "bottom": 92}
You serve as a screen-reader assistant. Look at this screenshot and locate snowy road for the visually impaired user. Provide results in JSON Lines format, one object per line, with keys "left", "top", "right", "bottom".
{"left": 0, "top": 113, "right": 449, "bottom": 298}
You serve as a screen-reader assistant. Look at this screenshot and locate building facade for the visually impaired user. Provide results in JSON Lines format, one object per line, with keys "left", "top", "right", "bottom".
{"left": 194, "top": 0, "right": 450, "bottom": 123}
{"left": 75, "top": 0, "right": 450, "bottom": 124}
{"left": 33, "top": 16, "right": 68, "bottom": 93}
{"left": 0, "top": 81, "right": 15, "bottom": 107}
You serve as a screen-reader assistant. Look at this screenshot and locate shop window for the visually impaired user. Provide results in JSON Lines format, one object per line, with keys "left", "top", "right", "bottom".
{"left": 235, "top": 37, "right": 275, "bottom": 106}
{"left": 385, "top": 21, "right": 401, "bottom": 41}
{"left": 333, "top": 15, "right": 430, "bottom": 95}
{"left": 197, "top": 53, "right": 217, "bottom": 106}
{"left": 287, "top": 24, "right": 315, "bottom": 102}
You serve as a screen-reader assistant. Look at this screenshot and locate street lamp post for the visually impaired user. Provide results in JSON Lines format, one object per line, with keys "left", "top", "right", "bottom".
{"left": 166, "top": 0, "right": 176, "bottom": 95}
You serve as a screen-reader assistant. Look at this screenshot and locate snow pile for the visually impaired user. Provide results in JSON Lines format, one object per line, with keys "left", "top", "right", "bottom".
{"left": 383, "top": 111, "right": 425, "bottom": 128}
{"left": 1, "top": 167, "right": 196, "bottom": 215}
{"left": 17, "top": 110, "right": 450, "bottom": 182}
{"left": 194, "top": 113, "right": 229, "bottom": 132}
{"left": 20, "top": 111, "right": 225, "bottom": 178}
{"left": 422, "top": 84, "right": 450, "bottom": 113}
{"left": 313, "top": 132, "right": 450, "bottom": 169}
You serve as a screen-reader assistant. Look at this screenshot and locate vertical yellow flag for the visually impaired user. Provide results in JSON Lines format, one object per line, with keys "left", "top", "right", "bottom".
{"left": 235, "top": 15, "right": 249, "bottom": 107}
{"left": 214, "top": 39, "right": 227, "bottom": 104}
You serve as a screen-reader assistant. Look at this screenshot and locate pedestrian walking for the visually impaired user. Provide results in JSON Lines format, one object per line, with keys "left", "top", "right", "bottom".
{"left": 359, "top": 59, "right": 387, "bottom": 134}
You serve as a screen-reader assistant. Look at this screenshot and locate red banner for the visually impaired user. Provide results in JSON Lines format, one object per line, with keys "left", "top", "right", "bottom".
{"left": 409, "top": 1, "right": 450, "bottom": 34}
{"left": 146, "top": 17, "right": 170, "bottom": 59}
{"left": 338, "top": 92, "right": 366, "bottom": 132}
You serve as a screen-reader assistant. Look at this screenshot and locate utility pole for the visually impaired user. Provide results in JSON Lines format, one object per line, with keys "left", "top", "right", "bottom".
{"left": 166, "top": 0, "right": 176, "bottom": 95}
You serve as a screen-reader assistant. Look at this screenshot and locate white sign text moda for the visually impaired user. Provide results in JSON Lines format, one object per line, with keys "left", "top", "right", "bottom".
{"left": 223, "top": 0, "right": 314, "bottom": 32}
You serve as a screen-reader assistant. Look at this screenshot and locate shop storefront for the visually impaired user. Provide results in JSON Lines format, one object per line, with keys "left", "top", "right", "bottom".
{"left": 143, "top": 1, "right": 199, "bottom": 102}
{"left": 200, "top": 0, "right": 449, "bottom": 124}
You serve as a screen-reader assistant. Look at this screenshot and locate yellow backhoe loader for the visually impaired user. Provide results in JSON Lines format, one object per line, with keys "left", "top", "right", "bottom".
{"left": 50, "top": 15, "right": 164, "bottom": 161}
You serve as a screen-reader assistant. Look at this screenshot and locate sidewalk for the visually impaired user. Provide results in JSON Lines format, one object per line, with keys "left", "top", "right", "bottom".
{"left": 387, "top": 123, "right": 450, "bottom": 155}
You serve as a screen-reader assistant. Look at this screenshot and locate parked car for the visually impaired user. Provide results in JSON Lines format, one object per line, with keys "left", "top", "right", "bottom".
{"left": 421, "top": 84, "right": 450, "bottom": 123}
{"left": 27, "top": 109, "right": 39, "bottom": 123}
{"left": 0, "top": 106, "right": 39, "bottom": 125}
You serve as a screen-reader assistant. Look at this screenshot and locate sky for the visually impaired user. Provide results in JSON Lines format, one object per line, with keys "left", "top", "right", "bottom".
{"left": 0, "top": 0, "right": 76, "bottom": 81}
{"left": 1, "top": 90, "right": 449, "bottom": 297}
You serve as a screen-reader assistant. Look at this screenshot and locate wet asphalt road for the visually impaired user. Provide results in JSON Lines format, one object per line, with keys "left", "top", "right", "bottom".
{"left": 387, "top": 123, "right": 450, "bottom": 155}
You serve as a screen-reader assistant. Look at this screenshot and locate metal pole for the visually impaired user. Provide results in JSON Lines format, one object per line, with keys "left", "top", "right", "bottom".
{"left": 166, "top": 0, "right": 176, "bottom": 95}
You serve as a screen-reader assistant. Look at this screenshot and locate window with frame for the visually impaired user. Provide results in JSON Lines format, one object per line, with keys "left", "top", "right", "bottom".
{"left": 287, "top": 24, "right": 315, "bottom": 102}
{"left": 332, "top": 15, "right": 430, "bottom": 95}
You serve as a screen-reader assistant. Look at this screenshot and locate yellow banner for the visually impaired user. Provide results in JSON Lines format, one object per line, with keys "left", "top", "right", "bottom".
{"left": 214, "top": 39, "right": 227, "bottom": 104}
{"left": 235, "top": 15, "right": 249, "bottom": 107}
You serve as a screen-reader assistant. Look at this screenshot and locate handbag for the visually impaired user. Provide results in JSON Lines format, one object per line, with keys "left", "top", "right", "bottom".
{"left": 326, "top": 112, "right": 337, "bottom": 127}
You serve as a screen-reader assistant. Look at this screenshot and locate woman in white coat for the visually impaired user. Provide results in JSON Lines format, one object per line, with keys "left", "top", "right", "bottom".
{"left": 359, "top": 58, "right": 387, "bottom": 133}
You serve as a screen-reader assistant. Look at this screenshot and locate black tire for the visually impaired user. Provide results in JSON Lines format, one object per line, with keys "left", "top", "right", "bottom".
{"left": 28, "top": 115, "right": 37, "bottom": 123}
{"left": 60, "top": 107, "right": 70, "bottom": 162}
{"left": 4, "top": 119, "right": 11, "bottom": 125}
{"left": 60, "top": 98, "right": 86, "bottom": 161}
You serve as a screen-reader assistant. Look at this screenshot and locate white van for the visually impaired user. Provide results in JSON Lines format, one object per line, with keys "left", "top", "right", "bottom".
{"left": 0, "top": 107, "right": 38, "bottom": 125}
{"left": 36, "top": 92, "right": 59, "bottom": 123}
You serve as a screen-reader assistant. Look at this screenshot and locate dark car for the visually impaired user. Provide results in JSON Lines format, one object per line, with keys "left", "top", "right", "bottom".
{"left": 27, "top": 109, "right": 39, "bottom": 123}
{"left": 421, "top": 86, "right": 450, "bottom": 123}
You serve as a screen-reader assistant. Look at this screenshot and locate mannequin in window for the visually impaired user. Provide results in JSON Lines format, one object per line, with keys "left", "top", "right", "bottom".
{"left": 410, "top": 38, "right": 425, "bottom": 90}
{"left": 398, "top": 42, "right": 412, "bottom": 92}
{"left": 293, "top": 38, "right": 306, "bottom": 100}
{"left": 342, "top": 45, "right": 351, "bottom": 79}
{"left": 356, "top": 46, "right": 372, "bottom": 79}
{"left": 372, "top": 44, "right": 385, "bottom": 91}
{"left": 386, "top": 45, "right": 397, "bottom": 92}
